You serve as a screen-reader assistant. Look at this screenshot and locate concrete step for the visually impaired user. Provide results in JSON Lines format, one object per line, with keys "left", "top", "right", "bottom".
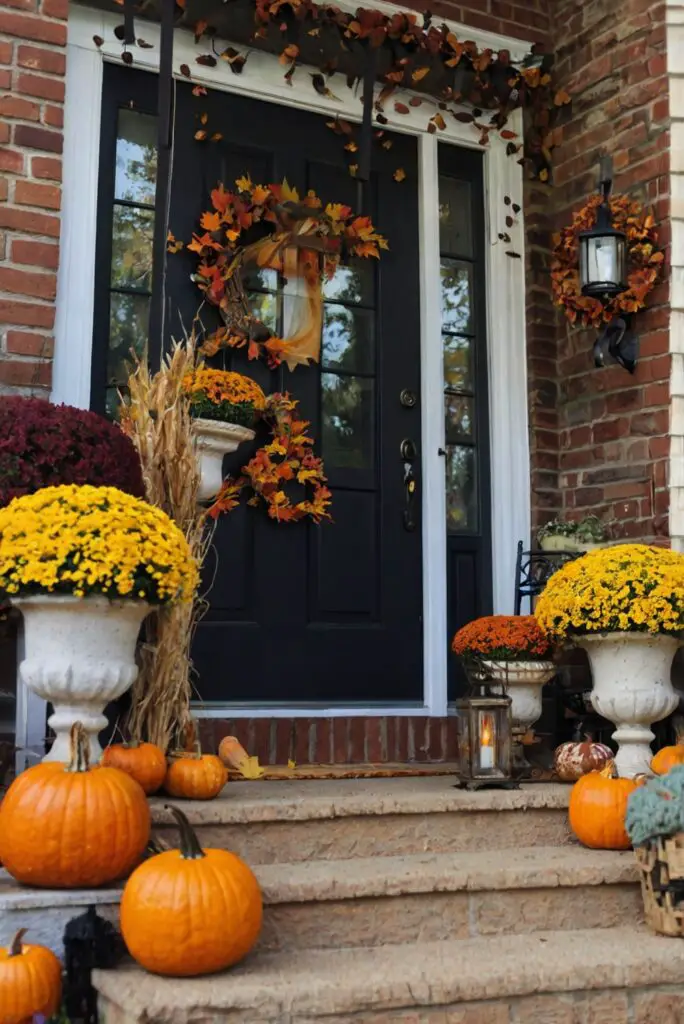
{"left": 0, "top": 870, "right": 120, "bottom": 955}
{"left": 1, "top": 844, "right": 640, "bottom": 958}
{"left": 255, "top": 845, "right": 641, "bottom": 953}
{"left": 149, "top": 777, "right": 572, "bottom": 864}
{"left": 93, "top": 925, "right": 684, "bottom": 1023}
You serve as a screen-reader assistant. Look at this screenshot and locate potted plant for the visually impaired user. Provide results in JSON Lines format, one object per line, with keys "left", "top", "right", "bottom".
{"left": 0, "top": 484, "right": 199, "bottom": 762}
{"left": 0, "top": 396, "right": 145, "bottom": 506}
{"left": 452, "top": 615, "right": 557, "bottom": 772}
{"left": 0, "top": 396, "right": 146, "bottom": 639}
{"left": 537, "top": 514, "right": 611, "bottom": 553}
{"left": 181, "top": 368, "right": 266, "bottom": 501}
{"left": 535, "top": 544, "right": 684, "bottom": 777}
{"left": 626, "top": 767, "right": 684, "bottom": 936}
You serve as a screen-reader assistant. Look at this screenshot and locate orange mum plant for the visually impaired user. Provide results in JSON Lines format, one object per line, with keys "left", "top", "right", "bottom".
{"left": 181, "top": 368, "right": 266, "bottom": 427}
{"left": 551, "top": 194, "right": 663, "bottom": 328}
{"left": 453, "top": 615, "right": 554, "bottom": 663}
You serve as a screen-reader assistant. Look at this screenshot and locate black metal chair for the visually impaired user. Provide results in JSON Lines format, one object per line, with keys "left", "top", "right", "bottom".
{"left": 514, "top": 540, "right": 582, "bottom": 615}
{"left": 513, "top": 541, "right": 613, "bottom": 747}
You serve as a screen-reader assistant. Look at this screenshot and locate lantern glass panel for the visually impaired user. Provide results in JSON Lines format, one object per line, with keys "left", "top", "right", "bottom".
{"left": 580, "top": 233, "right": 626, "bottom": 296}
{"left": 476, "top": 709, "right": 497, "bottom": 772}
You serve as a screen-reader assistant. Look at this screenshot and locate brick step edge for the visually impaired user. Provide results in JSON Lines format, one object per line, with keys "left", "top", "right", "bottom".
{"left": 93, "top": 926, "right": 684, "bottom": 1021}
{"left": 0, "top": 846, "right": 637, "bottom": 914}
{"left": 97, "top": 983, "right": 684, "bottom": 1024}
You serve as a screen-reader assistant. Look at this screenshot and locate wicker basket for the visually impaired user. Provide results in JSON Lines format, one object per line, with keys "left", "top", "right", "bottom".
{"left": 635, "top": 833, "right": 684, "bottom": 937}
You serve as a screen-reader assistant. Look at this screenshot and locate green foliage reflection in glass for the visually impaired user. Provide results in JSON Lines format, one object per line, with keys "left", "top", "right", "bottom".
{"left": 439, "top": 173, "right": 478, "bottom": 534}
{"left": 106, "top": 109, "right": 157, "bottom": 418}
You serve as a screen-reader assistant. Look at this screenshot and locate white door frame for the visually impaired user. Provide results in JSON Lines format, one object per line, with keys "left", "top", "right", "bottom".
{"left": 21, "top": 4, "right": 530, "bottom": 740}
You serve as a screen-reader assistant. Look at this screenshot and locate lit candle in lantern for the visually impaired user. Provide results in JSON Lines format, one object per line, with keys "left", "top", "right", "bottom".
{"left": 479, "top": 714, "right": 494, "bottom": 770}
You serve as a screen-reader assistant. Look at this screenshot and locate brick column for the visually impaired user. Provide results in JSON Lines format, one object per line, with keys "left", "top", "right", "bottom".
{"left": 550, "top": 0, "right": 671, "bottom": 544}
{"left": 0, "top": 0, "right": 66, "bottom": 394}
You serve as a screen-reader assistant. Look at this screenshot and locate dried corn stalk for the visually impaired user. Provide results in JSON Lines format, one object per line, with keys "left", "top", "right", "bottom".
{"left": 119, "top": 335, "right": 214, "bottom": 750}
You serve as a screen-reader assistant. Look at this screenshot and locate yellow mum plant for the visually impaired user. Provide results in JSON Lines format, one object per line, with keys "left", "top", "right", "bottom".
{"left": 535, "top": 544, "right": 684, "bottom": 640}
{"left": 181, "top": 368, "right": 266, "bottom": 428}
{"left": 0, "top": 484, "right": 199, "bottom": 604}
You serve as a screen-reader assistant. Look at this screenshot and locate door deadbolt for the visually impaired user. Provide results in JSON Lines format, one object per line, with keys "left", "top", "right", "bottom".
{"left": 400, "top": 389, "right": 417, "bottom": 409}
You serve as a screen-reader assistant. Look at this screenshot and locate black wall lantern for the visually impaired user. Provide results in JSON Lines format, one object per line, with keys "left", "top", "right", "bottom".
{"left": 578, "top": 157, "right": 626, "bottom": 299}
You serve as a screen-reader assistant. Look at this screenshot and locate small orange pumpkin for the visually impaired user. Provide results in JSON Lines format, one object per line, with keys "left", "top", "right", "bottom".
{"left": 0, "top": 928, "right": 62, "bottom": 1023}
{"left": 651, "top": 738, "right": 684, "bottom": 775}
{"left": 102, "top": 740, "right": 167, "bottom": 795}
{"left": 0, "top": 722, "right": 151, "bottom": 888}
{"left": 164, "top": 745, "right": 228, "bottom": 800}
{"left": 120, "top": 804, "right": 262, "bottom": 976}
{"left": 569, "top": 760, "right": 640, "bottom": 850}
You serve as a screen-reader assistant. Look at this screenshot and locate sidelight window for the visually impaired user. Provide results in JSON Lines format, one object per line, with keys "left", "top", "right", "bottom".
{"left": 439, "top": 175, "right": 480, "bottom": 534}
{"left": 104, "top": 109, "right": 157, "bottom": 417}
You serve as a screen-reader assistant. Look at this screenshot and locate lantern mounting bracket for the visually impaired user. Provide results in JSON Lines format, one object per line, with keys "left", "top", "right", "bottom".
{"left": 597, "top": 154, "right": 614, "bottom": 201}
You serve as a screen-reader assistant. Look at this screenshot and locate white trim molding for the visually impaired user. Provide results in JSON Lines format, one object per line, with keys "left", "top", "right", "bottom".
{"left": 46, "top": 4, "right": 531, "bottom": 722}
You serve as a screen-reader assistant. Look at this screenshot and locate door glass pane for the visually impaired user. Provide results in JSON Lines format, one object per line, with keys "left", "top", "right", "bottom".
{"left": 322, "top": 305, "right": 374, "bottom": 374}
{"left": 321, "top": 372, "right": 374, "bottom": 470}
{"left": 445, "top": 394, "right": 474, "bottom": 442}
{"left": 107, "top": 292, "right": 150, "bottom": 386}
{"left": 243, "top": 267, "right": 278, "bottom": 292}
{"left": 322, "top": 260, "right": 374, "bottom": 305}
{"left": 439, "top": 176, "right": 472, "bottom": 257}
{"left": 441, "top": 260, "right": 473, "bottom": 334}
{"left": 445, "top": 445, "right": 477, "bottom": 533}
{"left": 248, "top": 290, "right": 279, "bottom": 333}
{"left": 443, "top": 335, "right": 472, "bottom": 392}
{"left": 115, "top": 109, "right": 157, "bottom": 206}
{"left": 111, "top": 205, "right": 155, "bottom": 290}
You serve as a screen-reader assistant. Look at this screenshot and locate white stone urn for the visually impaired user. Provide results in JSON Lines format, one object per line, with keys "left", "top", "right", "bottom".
{"left": 576, "top": 632, "right": 680, "bottom": 778}
{"left": 192, "top": 417, "right": 255, "bottom": 502}
{"left": 13, "top": 595, "right": 149, "bottom": 763}
{"left": 482, "top": 660, "right": 556, "bottom": 770}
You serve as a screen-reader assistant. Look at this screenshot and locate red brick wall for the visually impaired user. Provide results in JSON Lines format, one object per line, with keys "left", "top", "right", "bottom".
{"left": 547, "top": 0, "right": 670, "bottom": 542}
{"left": 198, "top": 716, "right": 459, "bottom": 764}
{"left": 0, "top": 0, "right": 66, "bottom": 394}
{"left": 410, "top": 0, "right": 549, "bottom": 44}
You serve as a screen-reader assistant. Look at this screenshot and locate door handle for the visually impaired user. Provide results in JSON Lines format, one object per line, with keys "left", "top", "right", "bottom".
{"left": 401, "top": 438, "right": 418, "bottom": 531}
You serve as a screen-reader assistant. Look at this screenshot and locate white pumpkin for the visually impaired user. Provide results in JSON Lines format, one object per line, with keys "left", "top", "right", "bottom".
{"left": 554, "top": 736, "right": 613, "bottom": 782}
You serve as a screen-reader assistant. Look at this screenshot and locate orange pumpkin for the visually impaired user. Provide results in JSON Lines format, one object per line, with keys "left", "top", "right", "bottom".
{"left": 120, "top": 805, "right": 262, "bottom": 976}
{"left": 651, "top": 739, "right": 684, "bottom": 775}
{"left": 102, "top": 740, "right": 167, "bottom": 795}
{"left": 0, "top": 722, "right": 151, "bottom": 888}
{"left": 569, "top": 760, "right": 639, "bottom": 850}
{"left": 164, "top": 746, "right": 227, "bottom": 800}
{"left": 0, "top": 928, "right": 62, "bottom": 1024}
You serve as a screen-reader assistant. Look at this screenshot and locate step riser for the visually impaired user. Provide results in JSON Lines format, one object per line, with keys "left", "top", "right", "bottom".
{"left": 258, "top": 883, "right": 642, "bottom": 953}
{"left": 5, "top": 880, "right": 640, "bottom": 960}
{"left": 0, "top": 902, "right": 119, "bottom": 958}
{"left": 97, "top": 983, "right": 684, "bottom": 1024}
{"left": 157, "top": 809, "right": 571, "bottom": 864}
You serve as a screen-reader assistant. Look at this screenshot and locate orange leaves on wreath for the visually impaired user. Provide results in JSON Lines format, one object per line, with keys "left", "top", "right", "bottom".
{"left": 208, "top": 393, "right": 332, "bottom": 525}
{"left": 551, "top": 192, "right": 662, "bottom": 329}
{"left": 175, "top": 175, "right": 386, "bottom": 365}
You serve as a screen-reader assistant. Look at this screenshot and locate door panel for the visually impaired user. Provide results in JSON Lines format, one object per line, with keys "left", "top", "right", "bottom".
{"left": 164, "top": 79, "right": 423, "bottom": 704}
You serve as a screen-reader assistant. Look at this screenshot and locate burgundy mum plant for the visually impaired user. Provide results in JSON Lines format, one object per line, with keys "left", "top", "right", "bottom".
{"left": 0, "top": 397, "right": 145, "bottom": 507}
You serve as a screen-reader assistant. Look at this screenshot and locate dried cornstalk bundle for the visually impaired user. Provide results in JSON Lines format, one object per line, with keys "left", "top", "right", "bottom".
{"left": 119, "top": 336, "right": 214, "bottom": 750}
